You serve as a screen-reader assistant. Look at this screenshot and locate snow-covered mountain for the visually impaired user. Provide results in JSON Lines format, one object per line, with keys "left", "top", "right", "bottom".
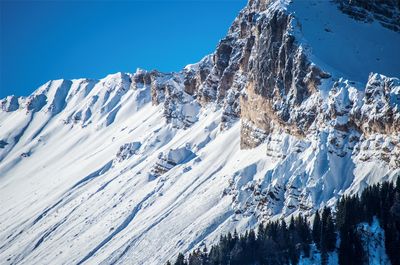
{"left": 0, "top": 0, "right": 399, "bottom": 264}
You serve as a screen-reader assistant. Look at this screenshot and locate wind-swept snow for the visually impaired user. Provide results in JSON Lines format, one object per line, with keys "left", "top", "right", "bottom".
{"left": 287, "top": 0, "right": 400, "bottom": 82}
{"left": 1, "top": 0, "right": 399, "bottom": 264}
{"left": 0, "top": 72, "right": 397, "bottom": 265}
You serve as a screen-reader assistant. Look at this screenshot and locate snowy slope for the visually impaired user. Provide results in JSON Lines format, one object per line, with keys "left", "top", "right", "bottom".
{"left": 287, "top": 0, "right": 400, "bottom": 82}
{"left": 1, "top": 0, "right": 400, "bottom": 264}
{"left": 0, "top": 74, "right": 276, "bottom": 264}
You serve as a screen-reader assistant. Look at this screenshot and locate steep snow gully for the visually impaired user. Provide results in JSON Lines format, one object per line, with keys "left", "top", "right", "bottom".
{"left": 1, "top": 0, "right": 400, "bottom": 264}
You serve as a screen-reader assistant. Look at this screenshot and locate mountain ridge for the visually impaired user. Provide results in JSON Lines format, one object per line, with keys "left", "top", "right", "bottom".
{"left": 0, "top": 0, "right": 399, "bottom": 264}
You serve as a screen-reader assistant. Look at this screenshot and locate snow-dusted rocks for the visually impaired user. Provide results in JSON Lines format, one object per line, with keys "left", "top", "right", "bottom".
{"left": 116, "top": 142, "right": 141, "bottom": 162}
{"left": 151, "top": 146, "right": 196, "bottom": 176}
{"left": 0, "top": 0, "right": 399, "bottom": 264}
{"left": 0, "top": 95, "right": 19, "bottom": 112}
{"left": 357, "top": 74, "right": 400, "bottom": 135}
{"left": 336, "top": 0, "right": 400, "bottom": 32}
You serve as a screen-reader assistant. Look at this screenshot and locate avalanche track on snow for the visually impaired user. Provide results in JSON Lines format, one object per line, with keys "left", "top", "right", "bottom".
{"left": 1, "top": 0, "right": 400, "bottom": 264}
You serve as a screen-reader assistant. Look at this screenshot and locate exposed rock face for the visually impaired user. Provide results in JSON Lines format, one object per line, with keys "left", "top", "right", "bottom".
{"left": 0, "top": 96, "right": 19, "bottom": 112}
{"left": 0, "top": 1, "right": 399, "bottom": 263}
{"left": 116, "top": 142, "right": 141, "bottom": 162}
{"left": 356, "top": 74, "right": 400, "bottom": 135}
{"left": 144, "top": 0, "right": 400, "bottom": 218}
{"left": 131, "top": 69, "right": 200, "bottom": 129}
{"left": 26, "top": 93, "right": 47, "bottom": 113}
{"left": 336, "top": 0, "right": 400, "bottom": 31}
{"left": 351, "top": 74, "right": 400, "bottom": 168}
{"left": 145, "top": 0, "right": 400, "bottom": 154}
{"left": 149, "top": 0, "right": 331, "bottom": 147}
{"left": 0, "top": 0, "right": 397, "bottom": 227}
{"left": 182, "top": 56, "right": 213, "bottom": 96}
{"left": 1, "top": 0, "right": 398, "bottom": 160}
{"left": 147, "top": 2, "right": 323, "bottom": 139}
{"left": 151, "top": 146, "right": 196, "bottom": 176}
{"left": 1, "top": 2, "right": 398, "bottom": 216}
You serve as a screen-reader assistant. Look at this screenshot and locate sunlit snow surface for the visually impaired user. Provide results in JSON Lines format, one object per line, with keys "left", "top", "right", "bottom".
{"left": 0, "top": 72, "right": 396, "bottom": 265}
{"left": 0, "top": 74, "right": 273, "bottom": 264}
{"left": 286, "top": 0, "right": 400, "bottom": 82}
{"left": 0, "top": 0, "right": 399, "bottom": 264}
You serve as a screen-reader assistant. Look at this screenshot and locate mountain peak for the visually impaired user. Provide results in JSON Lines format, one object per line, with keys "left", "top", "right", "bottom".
{"left": 0, "top": 0, "right": 399, "bottom": 264}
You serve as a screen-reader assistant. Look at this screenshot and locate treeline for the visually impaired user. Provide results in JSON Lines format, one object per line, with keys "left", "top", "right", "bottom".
{"left": 167, "top": 177, "right": 400, "bottom": 265}
{"left": 336, "top": 178, "right": 400, "bottom": 265}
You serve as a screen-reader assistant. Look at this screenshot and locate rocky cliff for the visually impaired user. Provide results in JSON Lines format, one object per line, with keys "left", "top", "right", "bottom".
{"left": 137, "top": 0, "right": 400, "bottom": 218}
{"left": 0, "top": 0, "right": 399, "bottom": 264}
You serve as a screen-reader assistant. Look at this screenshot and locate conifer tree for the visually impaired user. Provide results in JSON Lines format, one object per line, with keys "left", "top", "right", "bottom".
{"left": 312, "top": 211, "right": 322, "bottom": 249}
{"left": 321, "top": 207, "right": 336, "bottom": 252}
{"left": 168, "top": 178, "right": 400, "bottom": 265}
{"left": 174, "top": 253, "right": 187, "bottom": 265}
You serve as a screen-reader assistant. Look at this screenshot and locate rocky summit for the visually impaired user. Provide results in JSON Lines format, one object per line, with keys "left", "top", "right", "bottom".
{"left": 0, "top": 0, "right": 399, "bottom": 264}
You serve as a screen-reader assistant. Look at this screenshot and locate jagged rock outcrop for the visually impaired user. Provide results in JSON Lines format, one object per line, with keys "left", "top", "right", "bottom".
{"left": 147, "top": 0, "right": 399, "bottom": 154}
{"left": 356, "top": 74, "right": 400, "bottom": 135}
{"left": 1, "top": 0, "right": 398, "bottom": 213}
{"left": 0, "top": 95, "right": 19, "bottom": 112}
{"left": 116, "top": 142, "right": 141, "bottom": 162}
{"left": 139, "top": 0, "right": 400, "bottom": 219}
{"left": 151, "top": 146, "right": 196, "bottom": 176}
{"left": 0, "top": 1, "right": 399, "bottom": 264}
{"left": 336, "top": 0, "right": 400, "bottom": 32}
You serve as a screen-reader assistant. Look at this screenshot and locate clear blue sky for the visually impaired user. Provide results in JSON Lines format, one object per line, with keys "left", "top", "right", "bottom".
{"left": 0, "top": 0, "right": 246, "bottom": 98}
